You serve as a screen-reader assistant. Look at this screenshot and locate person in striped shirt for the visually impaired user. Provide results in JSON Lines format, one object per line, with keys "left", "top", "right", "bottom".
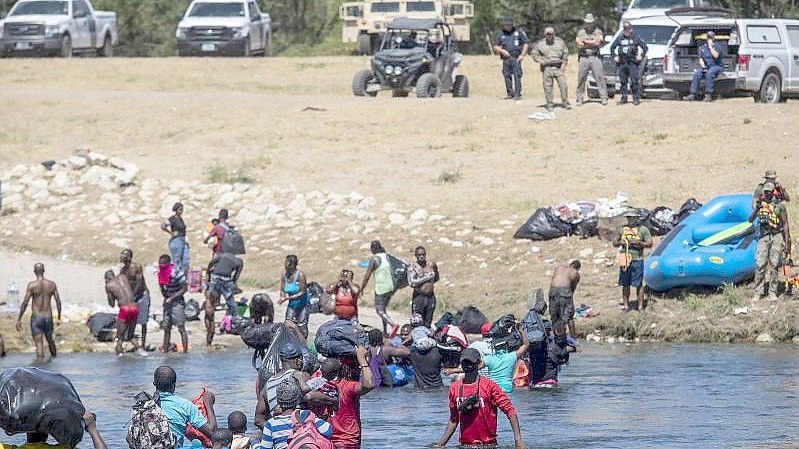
{"left": 255, "top": 380, "right": 333, "bottom": 449}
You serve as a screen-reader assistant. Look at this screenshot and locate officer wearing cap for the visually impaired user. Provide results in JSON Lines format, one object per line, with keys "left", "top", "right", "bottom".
{"left": 753, "top": 169, "right": 790, "bottom": 208}
{"left": 683, "top": 30, "right": 723, "bottom": 101}
{"left": 493, "top": 17, "right": 529, "bottom": 100}
{"left": 609, "top": 21, "right": 648, "bottom": 105}
{"left": 750, "top": 180, "right": 791, "bottom": 301}
{"left": 531, "top": 26, "right": 570, "bottom": 111}
{"left": 613, "top": 211, "right": 653, "bottom": 311}
{"left": 575, "top": 13, "right": 607, "bottom": 106}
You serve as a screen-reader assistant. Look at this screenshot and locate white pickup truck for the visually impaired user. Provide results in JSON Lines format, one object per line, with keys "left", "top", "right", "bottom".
{"left": 176, "top": 0, "right": 272, "bottom": 57}
{"left": 0, "top": 0, "right": 117, "bottom": 57}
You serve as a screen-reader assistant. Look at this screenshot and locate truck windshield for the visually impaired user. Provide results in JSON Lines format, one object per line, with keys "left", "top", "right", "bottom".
{"left": 9, "top": 0, "right": 68, "bottom": 15}
{"left": 631, "top": 0, "right": 689, "bottom": 8}
{"left": 371, "top": 2, "right": 400, "bottom": 12}
{"left": 188, "top": 2, "right": 245, "bottom": 17}
{"left": 633, "top": 25, "right": 677, "bottom": 44}
{"left": 407, "top": 2, "right": 436, "bottom": 12}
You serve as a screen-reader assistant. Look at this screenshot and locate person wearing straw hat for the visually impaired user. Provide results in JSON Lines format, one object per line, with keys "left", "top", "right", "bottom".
{"left": 753, "top": 168, "right": 790, "bottom": 209}
{"left": 575, "top": 13, "right": 607, "bottom": 106}
{"left": 613, "top": 211, "right": 652, "bottom": 311}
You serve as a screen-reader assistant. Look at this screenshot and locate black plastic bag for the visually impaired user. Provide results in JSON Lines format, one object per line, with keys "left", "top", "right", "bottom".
{"left": 184, "top": 298, "right": 201, "bottom": 321}
{"left": 573, "top": 217, "right": 599, "bottom": 238}
{"left": 454, "top": 306, "right": 488, "bottom": 334}
{"left": 675, "top": 198, "right": 702, "bottom": 224}
{"left": 240, "top": 323, "right": 276, "bottom": 351}
{"left": 87, "top": 313, "right": 116, "bottom": 342}
{"left": 0, "top": 367, "right": 85, "bottom": 447}
{"left": 387, "top": 254, "right": 409, "bottom": 290}
{"left": 488, "top": 314, "right": 516, "bottom": 338}
{"left": 314, "top": 318, "right": 368, "bottom": 358}
{"left": 514, "top": 208, "right": 573, "bottom": 241}
{"left": 434, "top": 312, "right": 457, "bottom": 332}
{"left": 647, "top": 206, "right": 676, "bottom": 236}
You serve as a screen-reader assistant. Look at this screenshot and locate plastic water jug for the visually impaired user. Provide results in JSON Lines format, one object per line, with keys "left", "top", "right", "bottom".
{"left": 6, "top": 280, "right": 19, "bottom": 309}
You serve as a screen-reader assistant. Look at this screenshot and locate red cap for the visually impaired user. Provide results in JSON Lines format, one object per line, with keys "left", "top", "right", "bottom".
{"left": 480, "top": 323, "right": 492, "bottom": 336}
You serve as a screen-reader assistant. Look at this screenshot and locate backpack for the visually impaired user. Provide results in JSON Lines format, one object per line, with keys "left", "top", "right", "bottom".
{"left": 314, "top": 318, "right": 367, "bottom": 358}
{"left": 127, "top": 392, "right": 177, "bottom": 449}
{"left": 488, "top": 314, "right": 517, "bottom": 338}
{"left": 87, "top": 312, "right": 117, "bottom": 342}
{"left": 221, "top": 225, "right": 246, "bottom": 255}
{"left": 521, "top": 310, "right": 546, "bottom": 343}
{"left": 186, "top": 389, "right": 211, "bottom": 448}
{"left": 286, "top": 410, "right": 333, "bottom": 449}
{"left": 184, "top": 298, "right": 201, "bottom": 321}
{"left": 454, "top": 306, "right": 488, "bottom": 334}
{"left": 387, "top": 254, "right": 409, "bottom": 289}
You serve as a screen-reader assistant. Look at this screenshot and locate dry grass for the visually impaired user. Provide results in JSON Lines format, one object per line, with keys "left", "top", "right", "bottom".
{"left": 1, "top": 57, "right": 799, "bottom": 340}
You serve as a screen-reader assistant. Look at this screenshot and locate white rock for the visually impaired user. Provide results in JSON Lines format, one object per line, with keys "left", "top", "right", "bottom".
{"left": 287, "top": 194, "right": 308, "bottom": 215}
{"left": 382, "top": 202, "right": 399, "bottom": 213}
{"left": 733, "top": 307, "right": 748, "bottom": 316}
{"left": 438, "top": 237, "right": 452, "bottom": 245}
{"left": 451, "top": 240, "right": 464, "bottom": 248}
{"left": 530, "top": 246, "right": 541, "bottom": 253}
{"left": 410, "top": 209, "right": 429, "bottom": 222}
{"left": 793, "top": 336, "right": 799, "bottom": 343}
{"left": 80, "top": 165, "right": 116, "bottom": 187}
{"left": 216, "top": 191, "right": 242, "bottom": 208}
{"left": 388, "top": 213, "right": 406, "bottom": 225}
{"left": 428, "top": 214, "right": 447, "bottom": 222}
{"left": 109, "top": 237, "right": 130, "bottom": 249}
{"left": 236, "top": 208, "right": 261, "bottom": 226}
{"left": 7, "top": 164, "right": 28, "bottom": 179}
{"left": 586, "top": 333, "right": 602, "bottom": 342}
{"left": 579, "top": 248, "right": 594, "bottom": 258}
{"left": 86, "top": 151, "right": 108, "bottom": 165}
{"left": 67, "top": 156, "right": 87, "bottom": 170}
{"left": 755, "top": 333, "right": 773, "bottom": 343}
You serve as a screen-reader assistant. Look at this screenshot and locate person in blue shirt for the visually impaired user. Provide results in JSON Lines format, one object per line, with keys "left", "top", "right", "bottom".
{"left": 684, "top": 31, "right": 724, "bottom": 102}
{"left": 154, "top": 365, "right": 218, "bottom": 447}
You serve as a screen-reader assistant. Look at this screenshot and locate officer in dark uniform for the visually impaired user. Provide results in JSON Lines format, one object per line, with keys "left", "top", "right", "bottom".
{"left": 609, "top": 21, "right": 648, "bottom": 105}
{"left": 493, "top": 17, "right": 529, "bottom": 100}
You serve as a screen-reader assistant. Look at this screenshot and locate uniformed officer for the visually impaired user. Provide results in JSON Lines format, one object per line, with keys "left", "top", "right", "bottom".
{"left": 609, "top": 21, "right": 648, "bottom": 105}
{"left": 532, "top": 26, "right": 570, "bottom": 111}
{"left": 575, "top": 13, "right": 607, "bottom": 106}
{"left": 493, "top": 17, "right": 529, "bottom": 100}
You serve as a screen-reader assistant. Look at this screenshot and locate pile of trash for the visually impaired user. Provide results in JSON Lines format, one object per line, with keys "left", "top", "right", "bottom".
{"left": 514, "top": 193, "right": 703, "bottom": 241}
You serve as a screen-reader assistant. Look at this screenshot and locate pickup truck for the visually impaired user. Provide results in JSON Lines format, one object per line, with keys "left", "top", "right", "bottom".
{"left": 0, "top": 0, "right": 117, "bottom": 57}
{"left": 176, "top": 0, "right": 272, "bottom": 56}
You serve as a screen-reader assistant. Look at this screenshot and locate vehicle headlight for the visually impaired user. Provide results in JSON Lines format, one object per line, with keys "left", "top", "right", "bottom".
{"left": 176, "top": 27, "right": 188, "bottom": 39}
{"left": 234, "top": 26, "right": 249, "bottom": 38}
{"left": 393, "top": 66, "right": 402, "bottom": 75}
{"left": 385, "top": 65, "right": 394, "bottom": 74}
{"left": 44, "top": 25, "right": 60, "bottom": 37}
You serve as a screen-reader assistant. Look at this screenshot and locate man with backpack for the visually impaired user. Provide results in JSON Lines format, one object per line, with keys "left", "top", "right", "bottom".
{"left": 255, "top": 380, "right": 333, "bottom": 449}
{"left": 205, "top": 209, "right": 230, "bottom": 255}
{"left": 361, "top": 240, "right": 401, "bottom": 335}
{"left": 329, "top": 346, "right": 374, "bottom": 449}
{"left": 208, "top": 252, "right": 244, "bottom": 318}
{"left": 434, "top": 349, "right": 525, "bottom": 449}
{"left": 521, "top": 288, "right": 548, "bottom": 385}
{"left": 149, "top": 365, "right": 217, "bottom": 448}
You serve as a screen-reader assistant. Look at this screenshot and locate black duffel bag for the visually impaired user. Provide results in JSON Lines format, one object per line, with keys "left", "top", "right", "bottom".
{"left": 454, "top": 306, "right": 488, "bottom": 334}
{"left": 87, "top": 313, "right": 116, "bottom": 342}
{"left": 314, "top": 318, "right": 367, "bottom": 358}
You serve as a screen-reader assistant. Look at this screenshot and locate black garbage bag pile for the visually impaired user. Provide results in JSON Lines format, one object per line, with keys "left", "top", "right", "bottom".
{"left": 0, "top": 367, "right": 85, "bottom": 447}
{"left": 514, "top": 208, "right": 574, "bottom": 241}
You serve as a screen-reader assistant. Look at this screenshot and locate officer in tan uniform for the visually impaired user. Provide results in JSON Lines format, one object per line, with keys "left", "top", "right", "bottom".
{"left": 575, "top": 13, "right": 607, "bottom": 106}
{"left": 532, "top": 26, "right": 570, "bottom": 111}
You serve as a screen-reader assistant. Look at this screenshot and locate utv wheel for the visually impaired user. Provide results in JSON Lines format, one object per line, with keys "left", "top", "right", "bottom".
{"left": 452, "top": 75, "right": 469, "bottom": 97}
{"left": 357, "top": 34, "right": 372, "bottom": 55}
{"left": 756, "top": 72, "right": 781, "bottom": 104}
{"left": 97, "top": 34, "right": 113, "bottom": 57}
{"left": 392, "top": 90, "right": 409, "bottom": 97}
{"left": 416, "top": 73, "right": 441, "bottom": 98}
{"left": 352, "top": 69, "right": 377, "bottom": 97}
{"left": 60, "top": 34, "right": 72, "bottom": 58}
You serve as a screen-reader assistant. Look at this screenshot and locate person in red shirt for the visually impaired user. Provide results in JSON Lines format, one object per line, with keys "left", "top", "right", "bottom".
{"left": 204, "top": 209, "right": 229, "bottom": 255}
{"left": 329, "top": 346, "right": 375, "bottom": 449}
{"left": 435, "top": 348, "right": 525, "bottom": 449}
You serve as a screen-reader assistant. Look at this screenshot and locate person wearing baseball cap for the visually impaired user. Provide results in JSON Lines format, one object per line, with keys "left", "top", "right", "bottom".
{"left": 749, "top": 180, "right": 791, "bottom": 301}
{"left": 683, "top": 30, "right": 724, "bottom": 101}
{"left": 613, "top": 210, "right": 653, "bottom": 311}
{"left": 753, "top": 169, "right": 790, "bottom": 208}
{"left": 434, "top": 348, "right": 525, "bottom": 449}
{"left": 493, "top": 17, "right": 529, "bottom": 100}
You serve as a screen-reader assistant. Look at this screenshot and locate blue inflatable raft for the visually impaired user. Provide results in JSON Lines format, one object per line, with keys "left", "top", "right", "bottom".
{"left": 644, "top": 194, "right": 757, "bottom": 292}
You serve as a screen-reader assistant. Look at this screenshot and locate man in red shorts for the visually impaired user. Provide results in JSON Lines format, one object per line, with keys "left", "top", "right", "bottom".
{"left": 105, "top": 269, "right": 139, "bottom": 356}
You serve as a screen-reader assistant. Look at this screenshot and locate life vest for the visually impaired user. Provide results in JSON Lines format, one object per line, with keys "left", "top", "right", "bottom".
{"left": 622, "top": 226, "right": 640, "bottom": 243}
{"left": 758, "top": 200, "right": 783, "bottom": 234}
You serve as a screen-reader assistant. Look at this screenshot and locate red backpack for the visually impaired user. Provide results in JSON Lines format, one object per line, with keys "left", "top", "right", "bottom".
{"left": 286, "top": 410, "right": 333, "bottom": 449}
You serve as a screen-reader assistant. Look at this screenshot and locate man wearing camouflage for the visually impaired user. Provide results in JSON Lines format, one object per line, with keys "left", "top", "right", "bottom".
{"left": 749, "top": 181, "right": 791, "bottom": 301}
{"left": 575, "top": 13, "right": 607, "bottom": 106}
{"left": 532, "top": 26, "right": 570, "bottom": 112}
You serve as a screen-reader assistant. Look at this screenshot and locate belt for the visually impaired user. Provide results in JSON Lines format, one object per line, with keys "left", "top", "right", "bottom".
{"left": 211, "top": 274, "right": 233, "bottom": 281}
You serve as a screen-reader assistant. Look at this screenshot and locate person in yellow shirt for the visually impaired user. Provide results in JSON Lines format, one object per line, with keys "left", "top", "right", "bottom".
{"left": 0, "top": 410, "right": 106, "bottom": 449}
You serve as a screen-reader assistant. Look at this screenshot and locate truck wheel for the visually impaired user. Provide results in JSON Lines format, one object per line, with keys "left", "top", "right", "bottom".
{"left": 97, "top": 34, "right": 113, "bottom": 57}
{"left": 416, "top": 73, "right": 441, "bottom": 98}
{"left": 264, "top": 31, "right": 272, "bottom": 57}
{"left": 452, "top": 75, "right": 469, "bottom": 98}
{"left": 392, "top": 90, "right": 408, "bottom": 97}
{"left": 242, "top": 37, "right": 251, "bottom": 57}
{"left": 352, "top": 69, "right": 377, "bottom": 97}
{"left": 60, "top": 34, "right": 72, "bottom": 58}
{"left": 357, "top": 34, "right": 371, "bottom": 55}
{"left": 756, "top": 72, "right": 781, "bottom": 104}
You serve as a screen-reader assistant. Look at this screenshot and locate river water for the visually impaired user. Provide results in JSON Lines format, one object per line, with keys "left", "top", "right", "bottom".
{"left": 1, "top": 343, "right": 798, "bottom": 448}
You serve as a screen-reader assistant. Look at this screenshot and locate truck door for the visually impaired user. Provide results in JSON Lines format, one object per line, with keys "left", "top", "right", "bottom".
{"left": 247, "top": 1, "right": 262, "bottom": 50}
{"left": 745, "top": 24, "right": 788, "bottom": 86}
{"left": 787, "top": 24, "right": 799, "bottom": 91}
{"left": 443, "top": 1, "right": 473, "bottom": 41}
{"left": 70, "top": 0, "right": 92, "bottom": 48}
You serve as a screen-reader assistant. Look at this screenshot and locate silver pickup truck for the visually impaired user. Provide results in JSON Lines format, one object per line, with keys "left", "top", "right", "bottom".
{"left": 0, "top": 0, "right": 117, "bottom": 57}
{"left": 176, "top": 0, "right": 272, "bottom": 56}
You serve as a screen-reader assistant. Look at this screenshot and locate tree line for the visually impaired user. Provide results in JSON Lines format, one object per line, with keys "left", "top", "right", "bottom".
{"left": 0, "top": 0, "right": 797, "bottom": 56}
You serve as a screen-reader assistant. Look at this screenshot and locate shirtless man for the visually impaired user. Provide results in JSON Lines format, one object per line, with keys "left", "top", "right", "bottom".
{"left": 120, "top": 249, "right": 151, "bottom": 354}
{"left": 548, "top": 260, "right": 581, "bottom": 337}
{"left": 16, "top": 263, "right": 62, "bottom": 359}
{"left": 408, "top": 246, "right": 440, "bottom": 328}
{"left": 104, "top": 270, "right": 138, "bottom": 355}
